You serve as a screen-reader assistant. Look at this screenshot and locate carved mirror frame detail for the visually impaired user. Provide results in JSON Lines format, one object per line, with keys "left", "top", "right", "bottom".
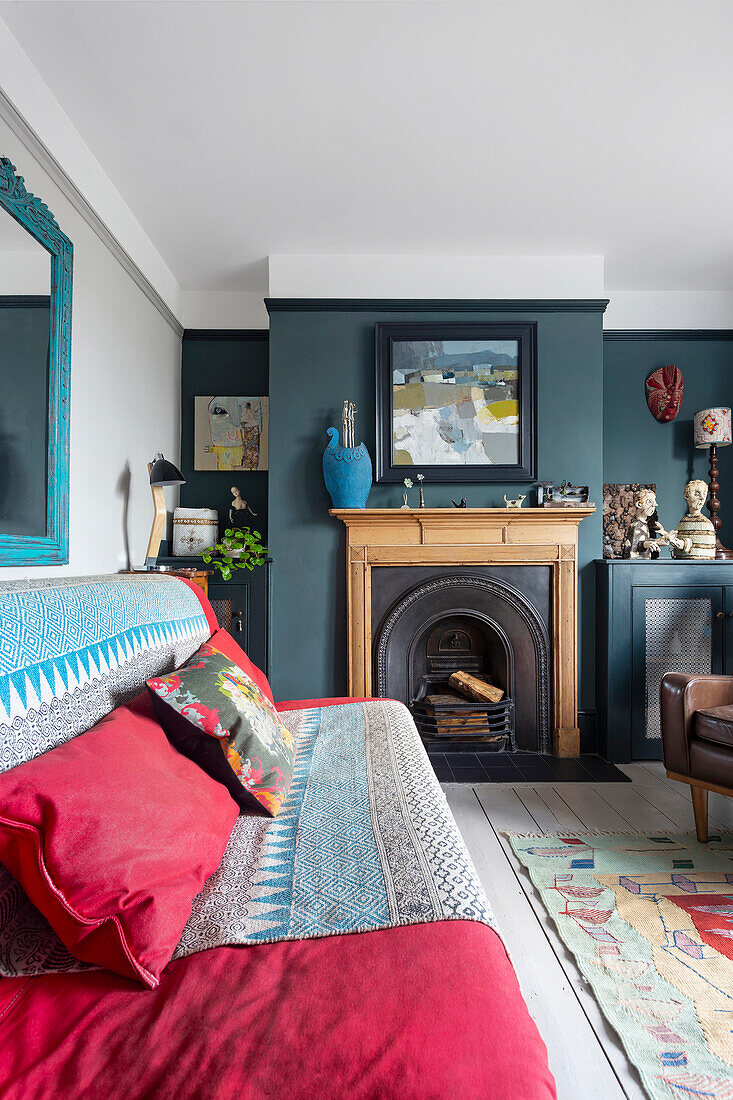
{"left": 0, "top": 157, "right": 73, "bottom": 564}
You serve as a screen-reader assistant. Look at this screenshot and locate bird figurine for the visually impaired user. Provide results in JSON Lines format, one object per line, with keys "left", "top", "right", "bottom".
{"left": 452, "top": 498, "right": 467, "bottom": 508}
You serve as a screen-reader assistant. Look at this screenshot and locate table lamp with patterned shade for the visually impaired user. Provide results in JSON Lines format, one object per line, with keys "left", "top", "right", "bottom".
{"left": 145, "top": 453, "right": 186, "bottom": 568}
{"left": 694, "top": 407, "right": 732, "bottom": 559}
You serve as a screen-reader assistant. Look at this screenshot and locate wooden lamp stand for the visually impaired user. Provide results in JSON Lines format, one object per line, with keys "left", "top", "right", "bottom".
{"left": 707, "top": 443, "right": 733, "bottom": 560}
{"left": 145, "top": 465, "right": 168, "bottom": 568}
{"left": 144, "top": 453, "right": 186, "bottom": 569}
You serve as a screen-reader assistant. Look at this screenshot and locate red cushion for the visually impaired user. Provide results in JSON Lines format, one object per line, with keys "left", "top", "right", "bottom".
{"left": 276, "top": 697, "right": 386, "bottom": 711}
{"left": 208, "top": 627, "right": 274, "bottom": 703}
{"left": 0, "top": 694, "right": 238, "bottom": 989}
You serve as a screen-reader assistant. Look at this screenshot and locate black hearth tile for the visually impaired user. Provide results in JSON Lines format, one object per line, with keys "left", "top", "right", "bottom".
{"left": 546, "top": 758, "right": 592, "bottom": 782}
{"left": 515, "top": 764, "right": 556, "bottom": 781}
{"left": 512, "top": 756, "right": 554, "bottom": 774}
{"left": 586, "top": 768, "right": 631, "bottom": 783}
{"left": 431, "top": 763, "right": 454, "bottom": 782}
{"left": 476, "top": 752, "right": 518, "bottom": 768}
{"left": 448, "top": 765, "right": 489, "bottom": 783}
{"left": 443, "top": 752, "right": 480, "bottom": 765}
{"left": 577, "top": 756, "right": 631, "bottom": 782}
{"left": 481, "top": 766, "right": 520, "bottom": 782}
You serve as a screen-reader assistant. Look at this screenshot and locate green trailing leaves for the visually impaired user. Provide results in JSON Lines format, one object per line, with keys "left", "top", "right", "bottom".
{"left": 201, "top": 526, "right": 268, "bottom": 580}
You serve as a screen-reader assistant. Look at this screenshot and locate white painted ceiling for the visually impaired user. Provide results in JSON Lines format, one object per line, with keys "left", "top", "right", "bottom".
{"left": 1, "top": 0, "right": 732, "bottom": 295}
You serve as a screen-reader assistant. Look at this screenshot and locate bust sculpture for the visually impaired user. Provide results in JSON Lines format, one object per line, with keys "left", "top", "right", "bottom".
{"left": 622, "top": 488, "right": 662, "bottom": 559}
{"left": 229, "top": 485, "right": 257, "bottom": 528}
{"left": 662, "top": 479, "right": 716, "bottom": 560}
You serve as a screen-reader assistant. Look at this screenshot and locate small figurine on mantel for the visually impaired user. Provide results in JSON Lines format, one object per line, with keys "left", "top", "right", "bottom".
{"left": 229, "top": 485, "right": 257, "bottom": 528}
{"left": 657, "top": 479, "right": 716, "bottom": 560}
{"left": 622, "top": 488, "right": 663, "bottom": 559}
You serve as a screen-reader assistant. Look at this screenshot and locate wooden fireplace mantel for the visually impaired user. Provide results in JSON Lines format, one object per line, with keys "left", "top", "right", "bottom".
{"left": 330, "top": 507, "right": 595, "bottom": 757}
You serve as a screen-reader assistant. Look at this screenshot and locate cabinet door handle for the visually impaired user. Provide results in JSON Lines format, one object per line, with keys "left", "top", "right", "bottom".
{"left": 717, "top": 611, "right": 733, "bottom": 619}
{"left": 232, "top": 610, "right": 243, "bottom": 633}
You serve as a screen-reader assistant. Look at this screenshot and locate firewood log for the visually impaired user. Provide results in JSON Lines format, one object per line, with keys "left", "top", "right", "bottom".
{"left": 448, "top": 671, "right": 505, "bottom": 703}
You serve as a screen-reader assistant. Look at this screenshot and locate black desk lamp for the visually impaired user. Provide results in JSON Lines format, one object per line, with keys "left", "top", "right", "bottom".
{"left": 145, "top": 453, "right": 186, "bottom": 568}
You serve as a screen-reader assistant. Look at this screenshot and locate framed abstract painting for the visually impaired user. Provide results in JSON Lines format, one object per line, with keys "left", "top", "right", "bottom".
{"left": 375, "top": 323, "right": 536, "bottom": 483}
{"left": 194, "top": 396, "right": 269, "bottom": 471}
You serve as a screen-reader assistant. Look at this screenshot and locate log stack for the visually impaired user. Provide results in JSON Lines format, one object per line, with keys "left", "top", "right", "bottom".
{"left": 448, "top": 670, "right": 505, "bottom": 704}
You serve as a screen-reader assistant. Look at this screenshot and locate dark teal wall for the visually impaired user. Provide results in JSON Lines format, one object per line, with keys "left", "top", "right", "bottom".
{"left": 180, "top": 332, "right": 269, "bottom": 537}
{"left": 0, "top": 298, "right": 50, "bottom": 537}
{"left": 603, "top": 334, "right": 733, "bottom": 547}
{"left": 268, "top": 302, "right": 606, "bottom": 704}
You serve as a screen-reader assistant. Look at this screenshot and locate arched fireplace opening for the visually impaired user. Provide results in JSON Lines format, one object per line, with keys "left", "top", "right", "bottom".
{"left": 408, "top": 615, "right": 515, "bottom": 749}
{"left": 373, "top": 572, "right": 550, "bottom": 753}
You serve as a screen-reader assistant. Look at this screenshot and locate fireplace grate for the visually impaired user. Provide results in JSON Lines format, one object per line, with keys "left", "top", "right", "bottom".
{"left": 412, "top": 695, "right": 515, "bottom": 750}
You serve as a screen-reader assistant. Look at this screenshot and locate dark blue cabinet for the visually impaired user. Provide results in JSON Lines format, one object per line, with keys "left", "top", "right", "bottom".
{"left": 596, "top": 560, "right": 733, "bottom": 762}
{"left": 158, "top": 555, "right": 271, "bottom": 679}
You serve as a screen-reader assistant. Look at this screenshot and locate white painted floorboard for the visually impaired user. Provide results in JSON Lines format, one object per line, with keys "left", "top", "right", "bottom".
{"left": 443, "top": 766, "right": 720, "bottom": 1100}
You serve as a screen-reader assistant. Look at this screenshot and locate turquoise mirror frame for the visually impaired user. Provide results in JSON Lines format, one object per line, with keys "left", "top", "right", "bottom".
{"left": 0, "top": 157, "right": 73, "bottom": 565}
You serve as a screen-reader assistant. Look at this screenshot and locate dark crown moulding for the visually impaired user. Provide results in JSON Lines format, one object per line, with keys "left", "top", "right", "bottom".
{"left": 604, "top": 329, "right": 733, "bottom": 341}
{"left": 264, "top": 298, "right": 610, "bottom": 314}
{"left": 183, "top": 329, "right": 269, "bottom": 340}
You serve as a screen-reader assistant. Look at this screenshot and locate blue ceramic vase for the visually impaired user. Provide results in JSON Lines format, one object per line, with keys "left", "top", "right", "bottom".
{"left": 322, "top": 427, "right": 372, "bottom": 508}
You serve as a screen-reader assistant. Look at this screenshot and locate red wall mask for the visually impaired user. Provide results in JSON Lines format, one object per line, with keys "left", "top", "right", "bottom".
{"left": 645, "top": 365, "right": 683, "bottom": 422}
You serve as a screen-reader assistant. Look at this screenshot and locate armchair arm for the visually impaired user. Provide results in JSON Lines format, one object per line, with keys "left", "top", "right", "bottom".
{"left": 660, "top": 673, "right": 733, "bottom": 775}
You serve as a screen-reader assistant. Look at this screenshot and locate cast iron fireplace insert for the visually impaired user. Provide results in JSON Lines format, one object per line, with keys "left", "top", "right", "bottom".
{"left": 371, "top": 566, "right": 551, "bottom": 753}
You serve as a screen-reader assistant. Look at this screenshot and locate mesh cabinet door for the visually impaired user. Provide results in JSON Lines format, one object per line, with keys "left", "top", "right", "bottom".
{"left": 207, "top": 582, "right": 250, "bottom": 648}
{"left": 631, "top": 585, "right": 723, "bottom": 759}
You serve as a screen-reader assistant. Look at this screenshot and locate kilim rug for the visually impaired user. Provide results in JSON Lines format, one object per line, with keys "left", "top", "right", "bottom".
{"left": 509, "top": 831, "right": 733, "bottom": 1099}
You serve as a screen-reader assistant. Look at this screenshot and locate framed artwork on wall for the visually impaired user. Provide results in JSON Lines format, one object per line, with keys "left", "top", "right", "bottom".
{"left": 375, "top": 323, "right": 536, "bottom": 483}
{"left": 194, "top": 396, "right": 269, "bottom": 471}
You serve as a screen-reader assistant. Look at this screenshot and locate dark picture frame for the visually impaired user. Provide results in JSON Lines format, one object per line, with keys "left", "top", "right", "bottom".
{"left": 375, "top": 322, "right": 537, "bottom": 483}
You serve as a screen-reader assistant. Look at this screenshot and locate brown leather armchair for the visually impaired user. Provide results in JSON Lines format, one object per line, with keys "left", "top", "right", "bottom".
{"left": 661, "top": 672, "right": 733, "bottom": 841}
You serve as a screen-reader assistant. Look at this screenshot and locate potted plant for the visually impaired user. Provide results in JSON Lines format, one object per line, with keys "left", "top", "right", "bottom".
{"left": 202, "top": 527, "right": 267, "bottom": 581}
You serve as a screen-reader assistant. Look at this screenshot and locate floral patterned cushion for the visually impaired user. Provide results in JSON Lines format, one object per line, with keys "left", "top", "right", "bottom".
{"left": 147, "top": 642, "right": 295, "bottom": 817}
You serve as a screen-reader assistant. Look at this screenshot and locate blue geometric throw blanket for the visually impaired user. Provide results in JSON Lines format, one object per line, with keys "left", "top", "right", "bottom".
{"left": 175, "top": 700, "right": 498, "bottom": 953}
{"left": 0, "top": 576, "right": 210, "bottom": 774}
{"left": 0, "top": 701, "right": 498, "bottom": 977}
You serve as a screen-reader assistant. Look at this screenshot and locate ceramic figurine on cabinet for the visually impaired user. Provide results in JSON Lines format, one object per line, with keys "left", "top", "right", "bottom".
{"left": 452, "top": 498, "right": 467, "bottom": 508}
{"left": 322, "top": 402, "right": 373, "bottom": 509}
{"left": 503, "top": 494, "right": 526, "bottom": 508}
{"left": 658, "top": 479, "right": 716, "bottom": 560}
{"left": 622, "top": 488, "right": 663, "bottom": 559}
{"left": 229, "top": 486, "right": 257, "bottom": 527}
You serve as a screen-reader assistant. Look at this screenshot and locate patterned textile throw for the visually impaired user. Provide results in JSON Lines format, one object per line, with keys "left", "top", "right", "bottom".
{"left": 0, "top": 701, "right": 497, "bottom": 978}
{"left": 0, "top": 576, "right": 210, "bottom": 774}
{"left": 147, "top": 642, "right": 295, "bottom": 816}
{"left": 510, "top": 831, "right": 733, "bottom": 1100}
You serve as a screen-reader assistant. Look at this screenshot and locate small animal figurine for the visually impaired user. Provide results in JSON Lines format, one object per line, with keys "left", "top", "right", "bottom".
{"left": 452, "top": 498, "right": 467, "bottom": 508}
{"left": 622, "top": 488, "right": 662, "bottom": 559}
{"left": 229, "top": 486, "right": 257, "bottom": 527}
{"left": 504, "top": 494, "right": 526, "bottom": 509}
